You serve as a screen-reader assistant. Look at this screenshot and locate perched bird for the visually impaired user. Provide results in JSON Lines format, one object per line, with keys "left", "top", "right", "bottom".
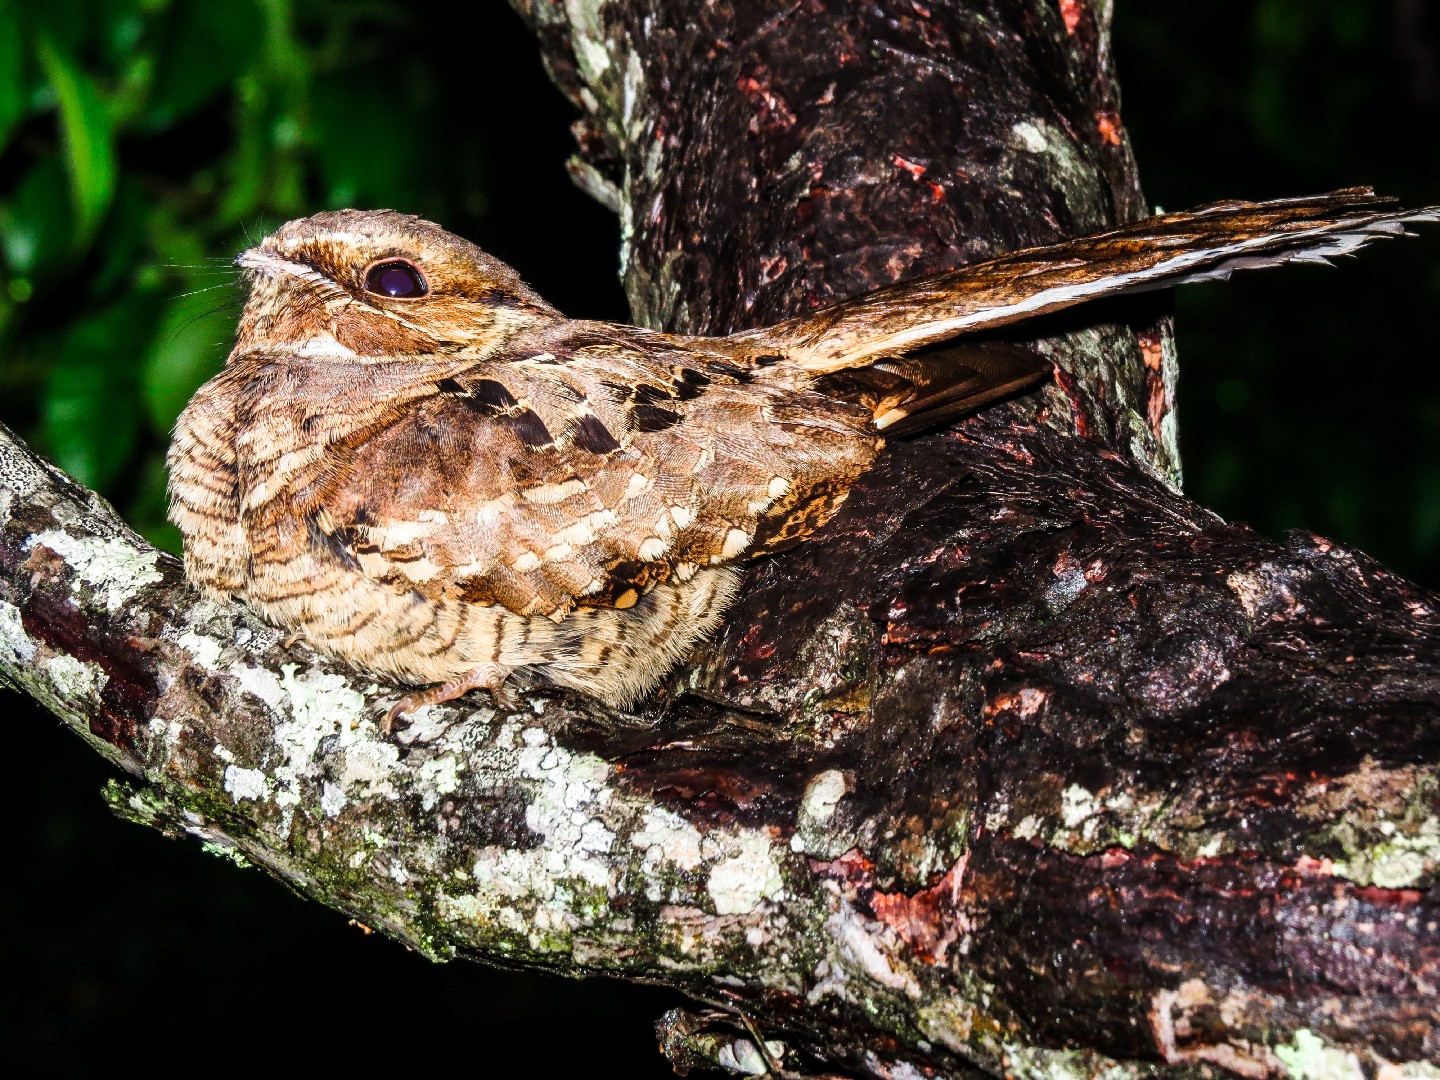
{"left": 167, "top": 189, "right": 1436, "bottom": 729}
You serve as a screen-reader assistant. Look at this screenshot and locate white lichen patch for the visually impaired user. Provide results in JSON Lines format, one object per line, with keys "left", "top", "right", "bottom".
{"left": 25, "top": 530, "right": 162, "bottom": 612}
{"left": 1005, "top": 120, "right": 1105, "bottom": 224}
{"left": 717, "top": 1037, "right": 787, "bottom": 1076}
{"left": 1011, "top": 120, "right": 1050, "bottom": 155}
{"left": 450, "top": 847, "right": 581, "bottom": 954}
{"left": 1061, "top": 784, "right": 1101, "bottom": 829}
{"left": 278, "top": 663, "right": 367, "bottom": 731}
{"left": 272, "top": 665, "right": 389, "bottom": 816}
{"left": 0, "top": 599, "right": 35, "bottom": 667}
{"left": 416, "top": 753, "right": 462, "bottom": 811}
{"left": 801, "top": 769, "right": 849, "bottom": 824}
{"left": 224, "top": 764, "right": 271, "bottom": 802}
{"left": 399, "top": 698, "right": 486, "bottom": 744}
{"left": 332, "top": 739, "right": 402, "bottom": 799}
{"left": 224, "top": 660, "right": 399, "bottom": 821}
{"left": 174, "top": 628, "right": 224, "bottom": 672}
{"left": 577, "top": 817, "right": 615, "bottom": 854}
{"left": 1195, "top": 832, "right": 1226, "bottom": 858}
{"left": 145, "top": 714, "right": 184, "bottom": 757}
{"left": 816, "top": 901, "right": 922, "bottom": 999}
{"left": 632, "top": 806, "right": 705, "bottom": 871}
{"left": 1012, "top": 815, "right": 1043, "bottom": 841}
{"left": 466, "top": 847, "right": 562, "bottom": 904}
{"left": 1086, "top": 789, "right": 1170, "bottom": 853}
{"left": 706, "top": 830, "right": 784, "bottom": 916}
{"left": 438, "top": 727, "right": 624, "bottom": 951}
{"left": 232, "top": 662, "right": 290, "bottom": 715}
{"left": 621, "top": 49, "right": 646, "bottom": 143}
{"left": 321, "top": 781, "right": 348, "bottom": 818}
{"left": 437, "top": 890, "right": 490, "bottom": 925}
{"left": 1275, "top": 1029, "right": 1365, "bottom": 1080}
{"left": 791, "top": 769, "right": 853, "bottom": 858}
{"left": 43, "top": 653, "right": 107, "bottom": 706}
{"left": 565, "top": 0, "right": 613, "bottom": 86}
{"left": 1331, "top": 818, "right": 1440, "bottom": 889}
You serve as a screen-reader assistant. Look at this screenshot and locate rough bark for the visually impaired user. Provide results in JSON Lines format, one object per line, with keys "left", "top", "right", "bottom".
{"left": 3, "top": 1, "right": 1439, "bottom": 1078}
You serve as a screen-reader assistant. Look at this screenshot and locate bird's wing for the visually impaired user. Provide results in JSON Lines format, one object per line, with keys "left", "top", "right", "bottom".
{"left": 743, "top": 188, "right": 1438, "bottom": 373}
{"left": 807, "top": 341, "right": 1053, "bottom": 436}
{"left": 305, "top": 330, "right": 877, "bottom": 619}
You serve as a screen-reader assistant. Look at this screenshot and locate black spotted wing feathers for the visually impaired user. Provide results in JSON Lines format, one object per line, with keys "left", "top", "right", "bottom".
{"left": 310, "top": 327, "right": 877, "bottom": 620}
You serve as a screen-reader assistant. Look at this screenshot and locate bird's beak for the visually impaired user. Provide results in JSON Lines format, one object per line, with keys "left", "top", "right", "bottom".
{"left": 234, "top": 247, "right": 311, "bottom": 280}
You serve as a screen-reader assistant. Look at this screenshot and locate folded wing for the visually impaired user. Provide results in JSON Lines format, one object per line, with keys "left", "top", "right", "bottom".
{"left": 305, "top": 333, "right": 878, "bottom": 620}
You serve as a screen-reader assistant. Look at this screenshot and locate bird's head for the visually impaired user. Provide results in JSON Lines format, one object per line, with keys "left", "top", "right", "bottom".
{"left": 231, "top": 210, "right": 560, "bottom": 362}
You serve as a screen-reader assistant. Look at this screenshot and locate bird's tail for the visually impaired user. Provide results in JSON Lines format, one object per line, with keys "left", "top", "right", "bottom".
{"left": 735, "top": 188, "right": 1438, "bottom": 377}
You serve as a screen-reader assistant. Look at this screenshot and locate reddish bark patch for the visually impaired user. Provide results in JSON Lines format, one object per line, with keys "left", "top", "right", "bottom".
{"left": 816, "top": 848, "right": 973, "bottom": 964}
{"left": 1095, "top": 109, "right": 1123, "bottom": 146}
{"left": 868, "top": 854, "right": 971, "bottom": 963}
{"left": 893, "top": 154, "right": 927, "bottom": 180}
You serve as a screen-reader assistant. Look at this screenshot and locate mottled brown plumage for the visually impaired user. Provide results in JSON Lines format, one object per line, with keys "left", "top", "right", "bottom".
{"left": 167, "top": 189, "right": 1436, "bottom": 728}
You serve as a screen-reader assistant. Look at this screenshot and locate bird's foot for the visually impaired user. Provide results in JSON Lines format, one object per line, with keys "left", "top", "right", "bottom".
{"left": 382, "top": 663, "right": 515, "bottom": 734}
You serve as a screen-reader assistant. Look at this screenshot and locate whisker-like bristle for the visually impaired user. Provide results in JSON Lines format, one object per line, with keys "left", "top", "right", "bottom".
{"left": 171, "top": 280, "right": 245, "bottom": 301}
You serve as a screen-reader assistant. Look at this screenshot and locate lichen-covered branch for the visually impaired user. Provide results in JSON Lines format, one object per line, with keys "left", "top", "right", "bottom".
{"left": 5, "top": 1, "right": 1440, "bottom": 1077}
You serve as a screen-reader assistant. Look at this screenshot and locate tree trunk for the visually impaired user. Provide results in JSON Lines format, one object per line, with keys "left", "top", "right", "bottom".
{"left": 3, "top": 1, "right": 1438, "bottom": 1076}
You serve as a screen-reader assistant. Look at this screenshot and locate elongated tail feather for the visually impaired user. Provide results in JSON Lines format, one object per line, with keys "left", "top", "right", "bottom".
{"left": 743, "top": 188, "right": 1438, "bottom": 374}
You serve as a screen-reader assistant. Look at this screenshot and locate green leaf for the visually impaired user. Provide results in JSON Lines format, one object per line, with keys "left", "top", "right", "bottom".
{"left": 34, "top": 33, "right": 117, "bottom": 246}
{"left": 0, "top": 157, "right": 76, "bottom": 280}
{"left": 42, "top": 302, "right": 149, "bottom": 491}
{"left": 141, "top": 288, "right": 235, "bottom": 435}
{"left": 127, "top": 450, "right": 184, "bottom": 555}
{"left": 0, "top": 9, "right": 27, "bottom": 151}
{"left": 147, "top": 0, "right": 265, "bottom": 128}
{"left": 215, "top": 74, "right": 268, "bottom": 223}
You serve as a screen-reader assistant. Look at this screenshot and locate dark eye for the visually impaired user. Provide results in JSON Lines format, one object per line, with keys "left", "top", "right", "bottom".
{"left": 364, "top": 259, "right": 427, "bottom": 298}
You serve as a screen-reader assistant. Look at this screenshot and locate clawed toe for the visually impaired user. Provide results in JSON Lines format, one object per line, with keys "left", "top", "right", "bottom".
{"left": 487, "top": 679, "right": 524, "bottom": 712}
{"left": 382, "top": 694, "right": 424, "bottom": 735}
{"left": 379, "top": 663, "right": 515, "bottom": 735}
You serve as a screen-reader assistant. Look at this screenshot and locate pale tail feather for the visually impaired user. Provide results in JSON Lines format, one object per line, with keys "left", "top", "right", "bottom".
{"left": 741, "top": 188, "right": 1439, "bottom": 374}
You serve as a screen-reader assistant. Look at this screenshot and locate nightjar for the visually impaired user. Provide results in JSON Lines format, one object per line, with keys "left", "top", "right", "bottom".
{"left": 167, "top": 189, "right": 1436, "bottom": 727}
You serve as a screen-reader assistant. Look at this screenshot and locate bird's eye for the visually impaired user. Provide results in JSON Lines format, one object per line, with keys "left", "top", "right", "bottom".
{"left": 364, "top": 259, "right": 428, "bottom": 299}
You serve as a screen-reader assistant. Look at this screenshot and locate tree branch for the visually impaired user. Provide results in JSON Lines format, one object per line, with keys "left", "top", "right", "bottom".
{"left": 5, "top": 1, "right": 1440, "bottom": 1077}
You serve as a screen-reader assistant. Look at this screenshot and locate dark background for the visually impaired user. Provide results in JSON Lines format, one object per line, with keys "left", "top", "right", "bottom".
{"left": 1, "top": 1, "right": 1436, "bottom": 1072}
